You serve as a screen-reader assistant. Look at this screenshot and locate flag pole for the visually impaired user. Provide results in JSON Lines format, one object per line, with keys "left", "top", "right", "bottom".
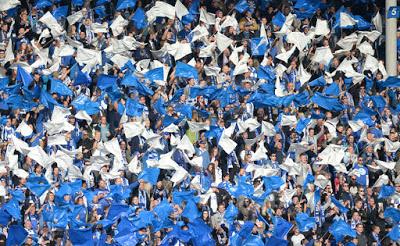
{"left": 385, "top": 0, "right": 398, "bottom": 76}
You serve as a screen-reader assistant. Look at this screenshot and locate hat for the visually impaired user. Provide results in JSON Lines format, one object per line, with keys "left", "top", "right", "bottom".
{"left": 198, "top": 140, "right": 206, "bottom": 145}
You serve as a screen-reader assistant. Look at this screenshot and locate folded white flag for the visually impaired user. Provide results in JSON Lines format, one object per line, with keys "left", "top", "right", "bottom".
{"left": 261, "top": 121, "right": 276, "bottom": 137}
{"left": 200, "top": 8, "right": 216, "bottom": 25}
{"left": 67, "top": 10, "right": 84, "bottom": 25}
{"left": 375, "top": 160, "right": 396, "bottom": 170}
{"left": 281, "top": 115, "right": 297, "bottom": 126}
{"left": 110, "top": 15, "right": 129, "bottom": 36}
{"left": 315, "top": 19, "right": 330, "bottom": 36}
{"left": 314, "top": 175, "right": 330, "bottom": 189}
{"left": 162, "top": 123, "right": 180, "bottom": 133}
{"left": 39, "top": 12, "right": 64, "bottom": 37}
{"left": 176, "top": 135, "right": 196, "bottom": 157}
{"left": 28, "top": 146, "right": 53, "bottom": 168}
{"left": 276, "top": 46, "right": 296, "bottom": 63}
{"left": 123, "top": 122, "right": 145, "bottom": 138}
{"left": 218, "top": 135, "right": 237, "bottom": 155}
{"left": 363, "top": 54, "right": 379, "bottom": 73}
{"left": 220, "top": 15, "right": 239, "bottom": 30}
{"left": 171, "top": 166, "right": 189, "bottom": 184}
{"left": 146, "top": 1, "right": 176, "bottom": 22}
{"left": 340, "top": 12, "right": 357, "bottom": 27}
{"left": 312, "top": 46, "right": 333, "bottom": 66}
{"left": 11, "top": 136, "right": 32, "bottom": 155}
{"left": 91, "top": 22, "right": 109, "bottom": 33}
{"left": 16, "top": 121, "right": 33, "bottom": 137}
{"left": 0, "top": 0, "right": 20, "bottom": 11}
{"left": 75, "top": 110, "right": 92, "bottom": 124}
{"left": 188, "top": 121, "right": 210, "bottom": 132}
{"left": 175, "top": 0, "right": 189, "bottom": 20}
{"left": 216, "top": 32, "right": 233, "bottom": 52}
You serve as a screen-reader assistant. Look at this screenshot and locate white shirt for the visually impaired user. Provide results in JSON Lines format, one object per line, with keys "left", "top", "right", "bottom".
{"left": 291, "top": 233, "right": 305, "bottom": 246}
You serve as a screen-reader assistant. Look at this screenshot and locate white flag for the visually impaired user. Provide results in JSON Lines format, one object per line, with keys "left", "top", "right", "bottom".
{"left": 340, "top": 12, "right": 357, "bottom": 27}
{"left": 312, "top": 46, "right": 333, "bottom": 66}
{"left": 216, "top": 32, "right": 233, "bottom": 52}
{"left": 175, "top": 0, "right": 189, "bottom": 20}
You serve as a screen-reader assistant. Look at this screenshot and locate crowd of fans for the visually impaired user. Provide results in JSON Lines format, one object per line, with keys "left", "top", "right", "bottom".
{"left": 0, "top": 0, "right": 398, "bottom": 245}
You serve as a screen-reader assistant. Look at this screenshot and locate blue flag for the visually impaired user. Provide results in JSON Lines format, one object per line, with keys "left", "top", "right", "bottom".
{"left": 325, "top": 83, "right": 340, "bottom": 96}
{"left": 94, "top": 6, "right": 107, "bottom": 18}
{"left": 116, "top": 0, "right": 136, "bottom": 10}
{"left": 52, "top": 5, "right": 68, "bottom": 20}
{"left": 380, "top": 76, "right": 400, "bottom": 88}
{"left": 370, "top": 95, "right": 386, "bottom": 109}
{"left": 71, "top": 64, "right": 91, "bottom": 86}
{"left": 4, "top": 199, "right": 21, "bottom": 221}
{"left": 303, "top": 173, "right": 315, "bottom": 188}
{"left": 97, "top": 74, "right": 117, "bottom": 90}
{"left": 154, "top": 97, "right": 167, "bottom": 115}
{"left": 175, "top": 62, "right": 198, "bottom": 80}
{"left": 69, "top": 227, "right": 94, "bottom": 246}
{"left": 229, "top": 179, "right": 254, "bottom": 198}
{"left": 50, "top": 78, "right": 73, "bottom": 96}
{"left": 353, "top": 15, "right": 371, "bottom": 30}
{"left": 145, "top": 67, "right": 164, "bottom": 83}
{"left": 6, "top": 224, "right": 28, "bottom": 246}
{"left": 189, "top": 218, "right": 215, "bottom": 246}
{"left": 40, "top": 89, "right": 60, "bottom": 109}
{"left": 378, "top": 185, "right": 395, "bottom": 199}
{"left": 138, "top": 168, "right": 160, "bottom": 185}
{"left": 308, "top": 76, "right": 326, "bottom": 87}
{"left": 131, "top": 7, "right": 147, "bottom": 30}
{"left": 175, "top": 104, "right": 193, "bottom": 119}
{"left": 265, "top": 236, "right": 288, "bottom": 246}
{"left": 224, "top": 202, "right": 238, "bottom": 224}
{"left": 172, "top": 190, "right": 199, "bottom": 205}
{"left": 263, "top": 176, "right": 284, "bottom": 191}
{"left": 295, "top": 213, "right": 316, "bottom": 232}
{"left": 388, "top": 224, "right": 400, "bottom": 241}
{"left": 25, "top": 176, "right": 50, "bottom": 197}
{"left": 53, "top": 207, "right": 69, "bottom": 229}
{"left": 272, "top": 12, "right": 286, "bottom": 27}
{"left": 107, "top": 204, "right": 130, "bottom": 220}
{"left": 35, "top": 0, "right": 52, "bottom": 9}
{"left": 153, "top": 199, "right": 173, "bottom": 221}
{"left": 9, "top": 189, "right": 25, "bottom": 203}
{"left": 125, "top": 99, "right": 145, "bottom": 117}
{"left": 311, "top": 92, "right": 345, "bottom": 111}
{"left": 16, "top": 65, "right": 33, "bottom": 88}
{"left": 257, "top": 66, "right": 276, "bottom": 81}
{"left": 72, "top": 0, "right": 84, "bottom": 6}
{"left": 384, "top": 207, "right": 400, "bottom": 223}
{"left": 273, "top": 217, "right": 293, "bottom": 238}
{"left": 234, "top": 0, "right": 250, "bottom": 13}
{"left": 328, "top": 219, "right": 356, "bottom": 242}
{"left": 251, "top": 37, "right": 268, "bottom": 56}
{"left": 121, "top": 74, "right": 153, "bottom": 96}
{"left": 182, "top": 200, "right": 200, "bottom": 222}
{"left": 160, "top": 226, "right": 193, "bottom": 245}
{"left": 296, "top": 117, "right": 311, "bottom": 134}
{"left": 331, "top": 196, "right": 349, "bottom": 213}
{"left": 72, "top": 94, "right": 100, "bottom": 115}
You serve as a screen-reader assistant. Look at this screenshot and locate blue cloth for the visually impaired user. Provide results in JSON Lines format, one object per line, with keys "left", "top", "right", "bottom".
{"left": 235, "top": 0, "right": 250, "bottom": 13}
{"left": 6, "top": 224, "right": 28, "bottom": 246}
{"left": 295, "top": 213, "right": 316, "bottom": 232}
{"left": 175, "top": 62, "right": 198, "bottom": 80}
{"left": 328, "top": 219, "right": 356, "bottom": 242}
{"left": 311, "top": 92, "right": 345, "bottom": 111}
{"left": 273, "top": 217, "right": 293, "bottom": 238}
{"left": 131, "top": 7, "right": 147, "bottom": 30}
